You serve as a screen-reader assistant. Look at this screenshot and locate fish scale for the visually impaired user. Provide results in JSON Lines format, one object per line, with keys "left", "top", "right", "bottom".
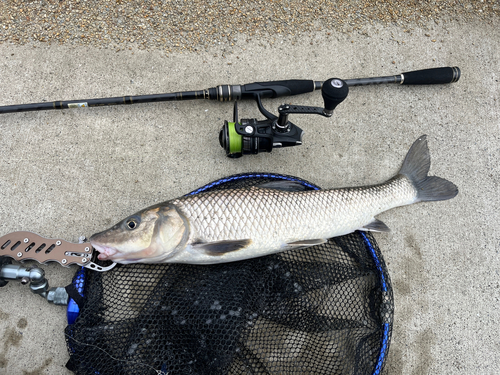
{"left": 89, "top": 136, "right": 458, "bottom": 265}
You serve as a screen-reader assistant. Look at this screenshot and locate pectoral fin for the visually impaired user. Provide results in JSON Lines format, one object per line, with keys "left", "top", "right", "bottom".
{"left": 193, "top": 239, "right": 252, "bottom": 255}
{"left": 284, "top": 238, "right": 328, "bottom": 249}
{"left": 360, "top": 219, "right": 391, "bottom": 232}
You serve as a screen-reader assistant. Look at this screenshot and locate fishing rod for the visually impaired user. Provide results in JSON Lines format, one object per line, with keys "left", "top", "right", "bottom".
{"left": 0, "top": 66, "right": 460, "bottom": 157}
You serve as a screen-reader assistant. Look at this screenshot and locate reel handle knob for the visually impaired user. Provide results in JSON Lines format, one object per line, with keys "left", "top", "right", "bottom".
{"left": 321, "top": 78, "right": 349, "bottom": 116}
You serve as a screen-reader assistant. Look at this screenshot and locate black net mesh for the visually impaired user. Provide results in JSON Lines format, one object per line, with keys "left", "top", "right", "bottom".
{"left": 65, "top": 173, "right": 393, "bottom": 375}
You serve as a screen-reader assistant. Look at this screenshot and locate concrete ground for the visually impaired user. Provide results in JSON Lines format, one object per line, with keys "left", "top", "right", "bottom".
{"left": 0, "top": 19, "right": 499, "bottom": 375}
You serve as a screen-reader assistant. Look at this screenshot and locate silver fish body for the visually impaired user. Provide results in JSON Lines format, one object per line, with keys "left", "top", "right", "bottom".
{"left": 90, "top": 136, "right": 458, "bottom": 264}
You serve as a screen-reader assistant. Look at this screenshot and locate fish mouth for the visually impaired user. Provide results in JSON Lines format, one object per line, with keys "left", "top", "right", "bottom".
{"left": 90, "top": 242, "right": 119, "bottom": 261}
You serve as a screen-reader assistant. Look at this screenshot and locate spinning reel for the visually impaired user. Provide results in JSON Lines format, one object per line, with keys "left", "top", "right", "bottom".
{"left": 219, "top": 78, "right": 349, "bottom": 158}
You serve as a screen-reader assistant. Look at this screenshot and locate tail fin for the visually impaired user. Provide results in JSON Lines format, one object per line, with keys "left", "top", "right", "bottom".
{"left": 399, "top": 135, "right": 458, "bottom": 202}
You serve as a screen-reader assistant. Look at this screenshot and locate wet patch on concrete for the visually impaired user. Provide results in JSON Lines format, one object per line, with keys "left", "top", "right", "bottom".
{"left": 0, "top": 326, "right": 24, "bottom": 369}
{"left": 396, "top": 234, "right": 429, "bottom": 325}
{"left": 393, "top": 277, "right": 411, "bottom": 297}
{"left": 405, "top": 234, "right": 422, "bottom": 260}
{"left": 0, "top": 308, "right": 10, "bottom": 321}
{"left": 385, "top": 233, "right": 435, "bottom": 373}
{"left": 0, "top": 353, "right": 7, "bottom": 369}
{"left": 17, "top": 318, "right": 28, "bottom": 329}
{"left": 4, "top": 327, "right": 23, "bottom": 349}
{"left": 384, "top": 341, "right": 404, "bottom": 374}
{"left": 22, "top": 358, "right": 53, "bottom": 375}
{"left": 412, "top": 328, "right": 436, "bottom": 375}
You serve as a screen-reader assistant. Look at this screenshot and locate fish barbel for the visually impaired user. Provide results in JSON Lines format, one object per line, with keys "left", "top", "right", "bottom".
{"left": 90, "top": 136, "right": 458, "bottom": 264}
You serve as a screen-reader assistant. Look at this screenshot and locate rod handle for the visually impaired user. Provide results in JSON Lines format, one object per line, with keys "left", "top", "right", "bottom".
{"left": 401, "top": 67, "right": 460, "bottom": 85}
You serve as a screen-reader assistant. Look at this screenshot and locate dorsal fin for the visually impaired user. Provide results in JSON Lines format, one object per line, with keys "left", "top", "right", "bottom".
{"left": 256, "top": 181, "right": 307, "bottom": 192}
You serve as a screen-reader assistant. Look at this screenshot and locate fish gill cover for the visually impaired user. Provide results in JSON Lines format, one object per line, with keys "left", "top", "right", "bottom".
{"left": 64, "top": 173, "right": 393, "bottom": 375}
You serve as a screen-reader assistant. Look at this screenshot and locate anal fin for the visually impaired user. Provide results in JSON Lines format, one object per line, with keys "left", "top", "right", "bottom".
{"left": 360, "top": 219, "right": 391, "bottom": 232}
{"left": 285, "top": 238, "right": 328, "bottom": 249}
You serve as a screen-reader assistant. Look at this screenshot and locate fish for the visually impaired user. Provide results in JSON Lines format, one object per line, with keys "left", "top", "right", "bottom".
{"left": 90, "top": 135, "right": 458, "bottom": 265}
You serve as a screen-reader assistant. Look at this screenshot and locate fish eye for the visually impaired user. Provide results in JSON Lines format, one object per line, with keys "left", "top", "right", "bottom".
{"left": 126, "top": 218, "right": 139, "bottom": 230}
